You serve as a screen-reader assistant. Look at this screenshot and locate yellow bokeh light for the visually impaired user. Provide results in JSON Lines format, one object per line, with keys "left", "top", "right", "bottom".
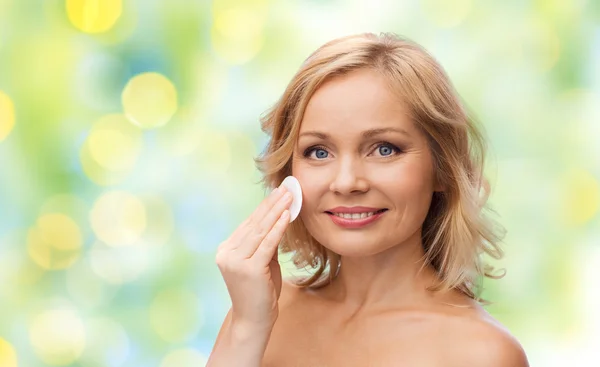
{"left": 80, "top": 139, "right": 129, "bottom": 186}
{"left": 37, "top": 213, "right": 81, "bottom": 251}
{"left": 90, "top": 114, "right": 141, "bottom": 169}
{"left": 88, "top": 128, "right": 141, "bottom": 171}
{"left": 211, "top": 1, "right": 267, "bottom": 64}
{"left": 561, "top": 168, "right": 600, "bottom": 227}
{"left": 0, "top": 338, "right": 18, "bottom": 367}
{"left": 0, "top": 90, "right": 15, "bottom": 142}
{"left": 160, "top": 348, "right": 208, "bottom": 367}
{"left": 150, "top": 288, "right": 204, "bottom": 343}
{"left": 420, "top": 0, "right": 472, "bottom": 28}
{"left": 80, "top": 114, "right": 142, "bottom": 186}
{"left": 66, "top": 0, "right": 123, "bottom": 33}
{"left": 27, "top": 213, "right": 83, "bottom": 270}
{"left": 90, "top": 191, "right": 146, "bottom": 246}
{"left": 122, "top": 72, "right": 178, "bottom": 129}
{"left": 29, "top": 309, "right": 86, "bottom": 366}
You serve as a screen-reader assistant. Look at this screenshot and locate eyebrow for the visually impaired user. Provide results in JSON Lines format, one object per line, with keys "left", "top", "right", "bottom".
{"left": 298, "top": 127, "right": 411, "bottom": 140}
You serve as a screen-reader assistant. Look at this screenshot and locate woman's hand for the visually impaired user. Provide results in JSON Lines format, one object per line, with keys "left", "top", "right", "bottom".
{"left": 215, "top": 186, "right": 293, "bottom": 330}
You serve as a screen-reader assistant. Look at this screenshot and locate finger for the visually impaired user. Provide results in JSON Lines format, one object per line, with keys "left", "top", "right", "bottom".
{"left": 224, "top": 186, "right": 287, "bottom": 251}
{"left": 249, "top": 186, "right": 287, "bottom": 225}
{"left": 235, "top": 190, "right": 293, "bottom": 258}
{"left": 251, "top": 209, "right": 289, "bottom": 265}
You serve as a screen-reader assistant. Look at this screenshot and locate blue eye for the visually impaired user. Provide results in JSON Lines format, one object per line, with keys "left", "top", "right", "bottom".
{"left": 378, "top": 145, "right": 394, "bottom": 156}
{"left": 376, "top": 142, "right": 403, "bottom": 157}
{"left": 315, "top": 149, "right": 328, "bottom": 159}
{"left": 303, "top": 142, "right": 401, "bottom": 160}
{"left": 303, "top": 147, "right": 329, "bottom": 159}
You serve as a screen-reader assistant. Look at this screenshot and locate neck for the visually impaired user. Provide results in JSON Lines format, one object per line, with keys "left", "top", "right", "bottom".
{"left": 320, "top": 228, "right": 442, "bottom": 312}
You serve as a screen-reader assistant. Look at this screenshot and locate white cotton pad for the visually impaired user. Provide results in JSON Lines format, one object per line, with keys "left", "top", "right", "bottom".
{"left": 279, "top": 176, "right": 303, "bottom": 223}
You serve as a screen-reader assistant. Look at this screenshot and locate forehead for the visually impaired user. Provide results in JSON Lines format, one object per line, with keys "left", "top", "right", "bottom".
{"left": 299, "top": 68, "right": 415, "bottom": 135}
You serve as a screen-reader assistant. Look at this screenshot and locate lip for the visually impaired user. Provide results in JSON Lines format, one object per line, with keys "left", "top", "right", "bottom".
{"left": 326, "top": 210, "right": 387, "bottom": 229}
{"left": 326, "top": 206, "right": 385, "bottom": 214}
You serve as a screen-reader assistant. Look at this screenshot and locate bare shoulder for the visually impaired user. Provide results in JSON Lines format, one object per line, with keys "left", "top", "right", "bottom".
{"left": 445, "top": 305, "right": 529, "bottom": 367}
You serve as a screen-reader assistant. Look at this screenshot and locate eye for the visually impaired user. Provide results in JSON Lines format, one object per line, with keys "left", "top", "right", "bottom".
{"left": 373, "top": 142, "right": 401, "bottom": 157}
{"left": 303, "top": 146, "right": 329, "bottom": 159}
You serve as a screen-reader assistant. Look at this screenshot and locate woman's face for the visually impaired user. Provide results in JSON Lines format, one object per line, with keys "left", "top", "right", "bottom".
{"left": 291, "top": 68, "right": 440, "bottom": 257}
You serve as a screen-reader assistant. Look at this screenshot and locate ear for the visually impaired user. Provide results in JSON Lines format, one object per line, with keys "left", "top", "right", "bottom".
{"left": 433, "top": 181, "right": 446, "bottom": 193}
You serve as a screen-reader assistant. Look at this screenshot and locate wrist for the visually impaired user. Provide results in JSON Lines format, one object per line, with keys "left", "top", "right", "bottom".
{"left": 230, "top": 319, "right": 275, "bottom": 342}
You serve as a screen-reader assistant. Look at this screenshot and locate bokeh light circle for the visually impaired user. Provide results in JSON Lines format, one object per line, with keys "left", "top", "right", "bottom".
{"left": 122, "top": 72, "right": 178, "bottom": 129}
{"left": 27, "top": 213, "right": 83, "bottom": 270}
{"left": 29, "top": 309, "right": 86, "bottom": 365}
{"left": 66, "top": 0, "right": 123, "bottom": 33}
{"left": 90, "top": 191, "right": 147, "bottom": 246}
{"left": 0, "top": 90, "right": 15, "bottom": 141}
{"left": 88, "top": 127, "right": 139, "bottom": 171}
{"left": 85, "top": 114, "right": 142, "bottom": 173}
{"left": 79, "top": 114, "right": 143, "bottom": 186}
{"left": 210, "top": 1, "right": 267, "bottom": 64}
{"left": 560, "top": 168, "right": 600, "bottom": 227}
{"left": 0, "top": 338, "right": 18, "bottom": 367}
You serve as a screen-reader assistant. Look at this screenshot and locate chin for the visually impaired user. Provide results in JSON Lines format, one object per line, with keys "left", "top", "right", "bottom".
{"left": 318, "top": 235, "right": 387, "bottom": 257}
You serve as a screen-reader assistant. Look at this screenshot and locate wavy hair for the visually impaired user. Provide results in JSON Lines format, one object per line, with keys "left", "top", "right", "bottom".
{"left": 254, "top": 32, "right": 506, "bottom": 302}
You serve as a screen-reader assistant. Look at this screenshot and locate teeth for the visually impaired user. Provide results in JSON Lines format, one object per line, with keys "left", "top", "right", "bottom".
{"left": 333, "top": 212, "right": 377, "bottom": 219}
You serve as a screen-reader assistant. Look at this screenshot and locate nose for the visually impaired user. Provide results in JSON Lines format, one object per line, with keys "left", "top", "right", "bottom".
{"left": 329, "top": 157, "right": 369, "bottom": 195}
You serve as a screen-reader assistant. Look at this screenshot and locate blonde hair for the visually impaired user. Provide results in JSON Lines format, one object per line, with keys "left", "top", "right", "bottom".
{"left": 254, "top": 32, "right": 506, "bottom": 302}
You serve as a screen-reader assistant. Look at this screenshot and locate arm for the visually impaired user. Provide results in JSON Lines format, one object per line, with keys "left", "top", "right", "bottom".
{"left": 206, "top": 308, "right": 274, "bottom": 367}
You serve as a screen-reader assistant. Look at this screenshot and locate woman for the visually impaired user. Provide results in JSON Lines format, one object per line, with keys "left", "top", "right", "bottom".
{"left": 207, "top": 33, "right": 529, "bottom": 366}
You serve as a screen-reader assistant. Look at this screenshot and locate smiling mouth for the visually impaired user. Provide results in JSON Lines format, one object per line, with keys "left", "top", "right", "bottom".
{"left": 325, "top": 209, "right": 388, "bottom": 219}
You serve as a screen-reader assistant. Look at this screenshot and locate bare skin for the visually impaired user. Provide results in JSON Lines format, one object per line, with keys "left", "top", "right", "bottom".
{"left": 209, "top": 68, "right": 528, "bottom": 366}
{"left": 262, "top": 68, "right": 528, "bottom": 366}
{"left": 262, "top": 280, "right": 525, "bottom": 367}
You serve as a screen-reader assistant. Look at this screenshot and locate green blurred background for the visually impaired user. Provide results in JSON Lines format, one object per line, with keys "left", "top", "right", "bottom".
{"left": 0, "top": 0, "right": 599, "bottom": 366}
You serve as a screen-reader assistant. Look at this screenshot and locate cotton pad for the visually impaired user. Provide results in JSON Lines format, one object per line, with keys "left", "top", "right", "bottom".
{"left": 279, "top": 176, "right": 303, "bottom": 223}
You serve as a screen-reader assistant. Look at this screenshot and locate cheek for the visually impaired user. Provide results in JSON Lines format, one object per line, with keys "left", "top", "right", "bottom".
{"left": 293, "top": 162, "right": 328, "bottom": 190}
{"left": 297, "top": 182, "right": 322, "bottom": 212}
{"left": 292, "top": 171, "right": 319, "bottom": 209}
{"left": 383, "top": 160, "right": 434, "bottom": 192}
